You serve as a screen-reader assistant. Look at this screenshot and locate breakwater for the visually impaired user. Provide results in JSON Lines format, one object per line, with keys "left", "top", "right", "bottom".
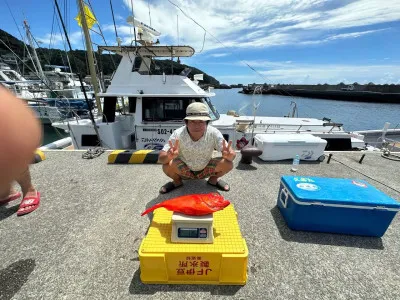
{"left": 240, "top": 84, "right": 400, "bottom": 103}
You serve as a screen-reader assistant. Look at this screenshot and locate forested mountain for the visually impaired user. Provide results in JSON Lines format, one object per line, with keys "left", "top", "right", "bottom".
{"left": 0, "top": 29, "right": 220, "bottom": 86}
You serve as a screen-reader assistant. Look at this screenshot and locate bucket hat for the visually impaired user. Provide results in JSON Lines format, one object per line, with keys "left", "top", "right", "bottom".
{"left": 184, "top": 102, "right": 211, "bottom": 121}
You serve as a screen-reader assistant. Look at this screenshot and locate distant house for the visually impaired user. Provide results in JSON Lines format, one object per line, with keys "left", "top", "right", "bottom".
{"left": 341, "top": 84, "right": 354, "bottom": 91}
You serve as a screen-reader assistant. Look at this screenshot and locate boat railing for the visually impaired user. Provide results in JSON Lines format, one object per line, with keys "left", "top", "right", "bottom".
{"left": 101, "top": 112, "right": 109, "bottom": 125}
{"left": 379, "top": 136, "right": 400, "bottom": 152}
{"left": 235, "top": 120, "right": 344, "bottom": 133}
{"left": 57, "top": 108, "right": 84, "bottom": 124}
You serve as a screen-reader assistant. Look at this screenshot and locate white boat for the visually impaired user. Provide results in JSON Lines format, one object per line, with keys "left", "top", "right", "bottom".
{"left": 28, "top": 64, "right": 95, "bottom": 99}
{"left": 355, "top": 122, "right": 400, "bottom": 151}
{"left": 52, "top": 16, "right": 372, "bottom": 151}
{"left": 0, "top": 63, "right": 63, "bottom": 124}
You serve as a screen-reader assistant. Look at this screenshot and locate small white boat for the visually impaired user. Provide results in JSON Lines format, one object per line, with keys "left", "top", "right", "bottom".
{"left": 355, "top": 122, "right": 400, "bottom": 151}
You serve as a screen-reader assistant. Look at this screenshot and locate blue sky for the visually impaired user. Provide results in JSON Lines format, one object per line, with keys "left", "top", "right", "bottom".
{"left": 1, "top": 0, "right": 400, "bottom": 85}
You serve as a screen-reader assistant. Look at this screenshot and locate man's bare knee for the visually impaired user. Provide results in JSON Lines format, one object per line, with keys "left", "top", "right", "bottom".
{"left": 162, "top": 160, "right": 179, "bottom": 175}
{"left": 215, "top": 159, "right": 233, "bottom": 174}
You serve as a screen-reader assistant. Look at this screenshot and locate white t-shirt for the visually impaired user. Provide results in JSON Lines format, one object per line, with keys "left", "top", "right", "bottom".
{"left": 162, "top": 125, "right": 225, "bottom": 171}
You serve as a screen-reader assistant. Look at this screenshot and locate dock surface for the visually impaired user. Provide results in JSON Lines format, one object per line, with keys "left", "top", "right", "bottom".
{"left": 1, "top": 151, "right": 399, "bottom": 299}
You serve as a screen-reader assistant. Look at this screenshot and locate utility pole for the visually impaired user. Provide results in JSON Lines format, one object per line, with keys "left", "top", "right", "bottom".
{"left": 23, "top": 20, "right": 47, "bottom": 84}
{"left": 77, "top": 0, "right": 102, "bottom": 115}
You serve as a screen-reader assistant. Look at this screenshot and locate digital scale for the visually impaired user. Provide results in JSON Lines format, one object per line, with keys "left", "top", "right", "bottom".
{"left": 171, "top": 212, "right": 214, "bottom": 243}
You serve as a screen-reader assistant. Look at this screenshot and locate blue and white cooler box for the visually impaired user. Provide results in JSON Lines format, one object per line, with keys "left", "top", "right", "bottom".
{"left": 277, "top": 176, "right": 400, "bottom": 237}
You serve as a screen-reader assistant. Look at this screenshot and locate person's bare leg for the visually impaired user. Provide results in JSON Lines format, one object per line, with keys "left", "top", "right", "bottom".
{"left": 15, "top": 169, "right": 37, "bottom": 213}
{"left": 0, "top": 182, "right": 15, "bottom": 200}
{"left": 162, "top": 160, "right": 183, "bottom": 186}
{"left": 208, "top": 159, "right": 233, "bottom": 190}
{"left": 16, "top": 169, "right": 36, "bottom": 196}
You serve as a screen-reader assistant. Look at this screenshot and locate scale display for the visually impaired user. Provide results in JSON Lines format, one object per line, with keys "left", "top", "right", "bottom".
{"left": 172, "top": 213, "right": 213, "bottom": 243}
{"left": 178, "top": 228, "right": 208, "bottom": 238}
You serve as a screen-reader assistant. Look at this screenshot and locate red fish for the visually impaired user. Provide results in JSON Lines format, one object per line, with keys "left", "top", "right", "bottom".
{"left": 141, "top": 192, "right": 230, "bottom": 216}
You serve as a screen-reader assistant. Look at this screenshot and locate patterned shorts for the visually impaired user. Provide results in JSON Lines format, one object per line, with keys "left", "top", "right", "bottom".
{"left": 175, "top": 158, "right": 221, "bottom": 180}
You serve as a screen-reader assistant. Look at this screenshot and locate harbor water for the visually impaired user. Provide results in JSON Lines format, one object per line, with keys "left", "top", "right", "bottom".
{"left": 213, "top": 88, "right": 400, "bottom": 131}
{"left": 41, "top": 124, "right": 69, "bottom": 146}
{"left": 41, "top": 88, "right": 400, "bottom": 144}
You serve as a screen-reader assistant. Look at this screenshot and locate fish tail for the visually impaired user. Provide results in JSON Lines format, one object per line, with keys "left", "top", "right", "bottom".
{"left": 141, "top": 203, "right": 162, "bottom": 216}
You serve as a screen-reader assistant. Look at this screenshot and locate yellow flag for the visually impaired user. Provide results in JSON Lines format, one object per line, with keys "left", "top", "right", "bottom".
{"left": 75, "top": 5, "right": 97, "bottom": 29}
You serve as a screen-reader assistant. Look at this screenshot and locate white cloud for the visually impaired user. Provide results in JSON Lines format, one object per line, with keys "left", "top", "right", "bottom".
{"left": 218, "top": 59, "right": 400, "bottom": 84}
{"left": 109, "top": 0, "right": 400, "bottom": 52}
{"left": 260, "top": 63, "right": 400, "bottom": 84}
{"left": 278, "top": 0, "right": 400, "bottom": 32}
{"left": 115, "top": 14, "right": 125, "bottom": 22}
{"left": 36, "top": 33, "right": 64, "bottom": 47}
{"left": 300, "top": 28, "right": 387, "bottom": 45}
{"left": 325, "top": 29, "right": 387, "bottom": 41}
{"left": 209, "top": 53, "right": 230, "bottom": 57}
{"left": 37, "top": 31, "right": 83, "bottom": 48}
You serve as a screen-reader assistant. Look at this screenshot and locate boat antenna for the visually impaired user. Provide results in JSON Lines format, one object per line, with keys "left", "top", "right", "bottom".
{"left": 168, "top": 0, "right": 205, "bottom": 53}
{"left": 250, "top": 85, "right": 262, "bottom": 144}
{"left": 54, "top": 0, "right": 102, "bottom": 147}
{"left": 177, "top": 14, "right": 180, "bottom": 64}
{"left": 130, "top": 0, "right": 138, "bottom": 46}
{"left": 148, "top": 1, "right": 152, "bottom": 26}
{"left": 177, "top": 14, "right": 179, "bottom": 45}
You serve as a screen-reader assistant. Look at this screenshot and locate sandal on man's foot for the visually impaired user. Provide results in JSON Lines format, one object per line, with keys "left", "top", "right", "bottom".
{"left": 159, "top": 182, "right": 183, "bottom": 194}
{"left": 207, "top": 179, "right": 230, "bottom": 191}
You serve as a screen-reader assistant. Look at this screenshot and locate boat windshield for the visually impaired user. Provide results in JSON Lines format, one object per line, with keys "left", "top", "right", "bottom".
{"left": 142, "top": 97, "right": 219, "bottom": 122}
{"left": 2, "top": 70, "right": 19, "bottom": 81}
{"left": 204, "top": 97, "right": 220, "bottom": 121}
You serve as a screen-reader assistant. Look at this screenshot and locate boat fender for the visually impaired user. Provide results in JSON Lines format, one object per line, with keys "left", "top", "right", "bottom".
{"left": 32, "top": 150, "right": 46, "bottom": 164}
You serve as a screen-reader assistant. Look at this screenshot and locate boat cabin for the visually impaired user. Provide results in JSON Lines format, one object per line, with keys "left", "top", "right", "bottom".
{"left": 60, "top": 45, "right": 235, "bottom": 150}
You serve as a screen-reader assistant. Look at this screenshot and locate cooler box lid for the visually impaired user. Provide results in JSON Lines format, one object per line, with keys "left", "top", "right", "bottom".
{"left": 281, "top": 176, "right": 400, "bottom": 209}
{"left": 255, "top": 134, "right": 326, "bottom": 146}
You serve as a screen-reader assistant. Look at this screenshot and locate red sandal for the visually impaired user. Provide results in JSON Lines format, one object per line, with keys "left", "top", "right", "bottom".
{"left": 0, "top": 192, "right": 22, "bottom": 205}
{"left": 17, "top": 191, "right": 40, "bottom": 216}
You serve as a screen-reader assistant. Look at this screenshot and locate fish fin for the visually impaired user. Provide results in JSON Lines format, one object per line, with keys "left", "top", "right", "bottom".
{"left": 141, "top": 203, "right": 162, "bottom": 216}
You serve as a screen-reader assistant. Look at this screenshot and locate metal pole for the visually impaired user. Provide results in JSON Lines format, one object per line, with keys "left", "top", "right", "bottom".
{"left": 54, "top": 0, "right": 102, "bottom": 147}
{"left": 77, "top": 0, "right": 102, "bottom": 115}
{"left": 130, "top": 0, "right": 137, "bottom": 46}
{"left": 23, "top": 20, "right": 47, "bottom": 84}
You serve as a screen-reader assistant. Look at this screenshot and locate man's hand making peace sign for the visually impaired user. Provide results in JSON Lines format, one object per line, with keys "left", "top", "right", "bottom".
{"left": 166, "top": 138, "right": 180, "bottom": 162}
{"left": 221, "top": 140, "right": 236, "bottom": 162}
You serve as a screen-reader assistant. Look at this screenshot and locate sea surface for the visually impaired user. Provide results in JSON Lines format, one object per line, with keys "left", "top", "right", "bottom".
{"left": 41, "top": 124, "right": 69, "bottom": 146}
{"left": 42, "top": 88, "right": 400, "bottom": 145}
{"left": 213, "top": 88, "right": 400, "bottom": 132}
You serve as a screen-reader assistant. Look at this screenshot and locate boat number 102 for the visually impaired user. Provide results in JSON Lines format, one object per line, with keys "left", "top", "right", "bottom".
{"left": 158, "top": 129, "right": 175, "bottom": 135}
